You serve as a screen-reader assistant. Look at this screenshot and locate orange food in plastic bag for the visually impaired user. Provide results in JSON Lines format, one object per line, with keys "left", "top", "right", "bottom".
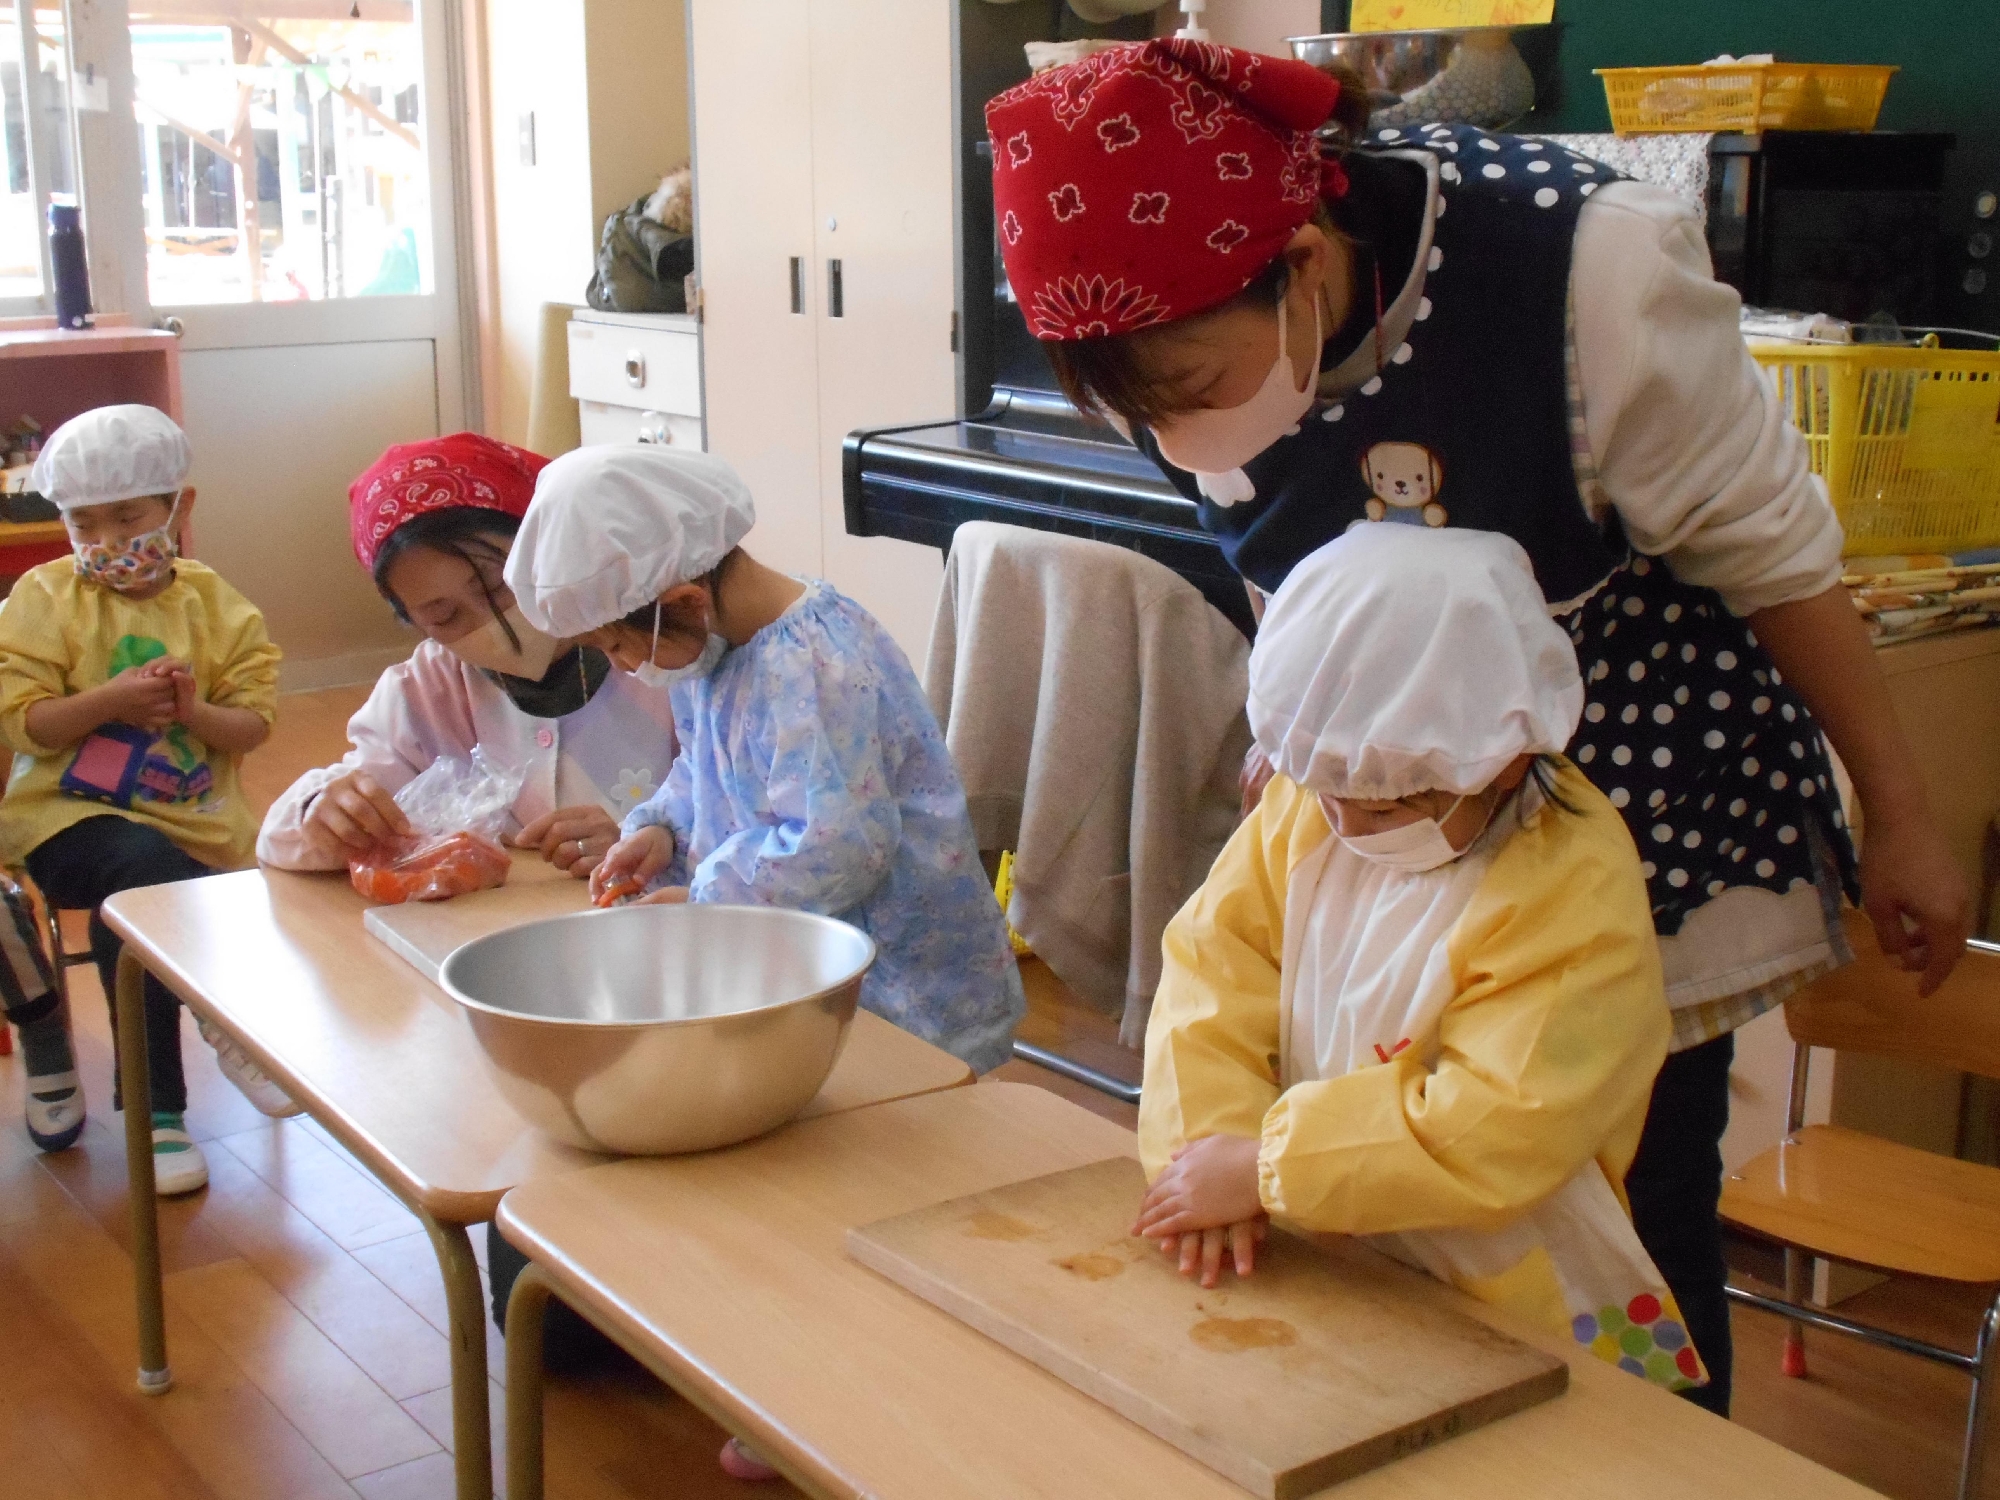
{"left": 349, "top": 830, "right": 512, "bottom": 904}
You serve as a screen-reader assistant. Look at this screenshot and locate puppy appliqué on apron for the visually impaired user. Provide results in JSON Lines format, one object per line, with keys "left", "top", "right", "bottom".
{"left": 1276, "top": 807, "right": 1707, "bottom": 1394}
{"left": 1131, "top": 124, "right": 1855, "bottom": 941}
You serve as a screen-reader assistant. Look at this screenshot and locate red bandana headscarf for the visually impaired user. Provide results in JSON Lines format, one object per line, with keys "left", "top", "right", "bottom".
{"left": 349, "top": 432, "right": 549, "bottom": 571}
{"left": 985, "top": 39, "right": 1346, "bottom": 343}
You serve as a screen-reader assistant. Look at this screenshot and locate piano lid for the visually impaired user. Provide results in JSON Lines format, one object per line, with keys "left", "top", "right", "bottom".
{"left": 843, "top": 390, "right": 1253, "bottom": 636}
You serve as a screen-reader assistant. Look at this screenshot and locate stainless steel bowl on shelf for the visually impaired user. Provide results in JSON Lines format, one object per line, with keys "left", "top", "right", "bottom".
{"left": 439, "top": 903, "right": 875, "bottom": 1155}
{"left": 1287, "top": 26, "right": 1551, "bottom": 133}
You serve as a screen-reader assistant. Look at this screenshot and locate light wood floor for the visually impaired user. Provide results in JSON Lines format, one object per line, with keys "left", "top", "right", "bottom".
{"left": 1, "top": 684, "right": 1995, "bottom": 1499}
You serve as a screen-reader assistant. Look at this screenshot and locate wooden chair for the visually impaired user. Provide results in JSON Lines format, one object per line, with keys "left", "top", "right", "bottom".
{"left": 1720, "top": 909, "right": 2000, "bottom": 1500}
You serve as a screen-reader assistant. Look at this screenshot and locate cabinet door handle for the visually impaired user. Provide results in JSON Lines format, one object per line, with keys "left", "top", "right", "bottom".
{"left": 789, "top": 256, "right": 804, "bottom": 314}
{"left": 624, "top": 350, "right": 646, "bottom": 388}
{"left": 827, "top": 258, "right": 844, "bottom": 318}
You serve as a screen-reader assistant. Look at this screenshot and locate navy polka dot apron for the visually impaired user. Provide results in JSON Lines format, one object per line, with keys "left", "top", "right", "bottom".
{"left": 1131, "top": 125, "right": 1856, "bottom": 934}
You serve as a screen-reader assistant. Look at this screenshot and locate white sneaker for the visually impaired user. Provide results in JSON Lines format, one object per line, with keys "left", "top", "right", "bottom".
{"left": 198, "top": 1018, "right": 302, "bottom": 1118}
{"left": 24, "top": 1067, "right": 85, "bottom": 1152}
{"left": 150, "top": 1115, "right": 208, "bottom": 1196}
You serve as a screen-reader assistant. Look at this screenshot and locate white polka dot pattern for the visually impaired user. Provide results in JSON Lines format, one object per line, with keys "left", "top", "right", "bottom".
{"left": 1563, "top": 559, "right": 1854, "bottom": 931}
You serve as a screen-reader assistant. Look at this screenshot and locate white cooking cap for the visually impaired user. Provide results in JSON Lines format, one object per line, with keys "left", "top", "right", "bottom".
{"left": 32, "top": 404, "right": 190, "bottom": 511}
{"left": 1249, "top": 526, "right": 1583, "bottom": 801}
{"left": 504, "top": 445, "right": 757, "bottom": 638}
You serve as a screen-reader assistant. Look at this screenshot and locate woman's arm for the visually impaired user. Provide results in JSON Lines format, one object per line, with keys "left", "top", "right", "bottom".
{"left": 1575, "top": 187, "right": 1969, "bottom": 990}
{"left": 1575, "top": 186, "right": 1846, "bottom": 614}
{"left": 1749, "top": 589, "right": 1968, "bottom": 992}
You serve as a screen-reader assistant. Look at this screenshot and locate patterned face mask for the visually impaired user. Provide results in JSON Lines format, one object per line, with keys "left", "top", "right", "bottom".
{"left": 72, "top": 500, "right": 180, "bottom": 592}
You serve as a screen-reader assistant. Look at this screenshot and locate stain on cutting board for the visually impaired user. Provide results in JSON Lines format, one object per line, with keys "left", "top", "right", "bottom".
{"left": 962, "top": 1210, "right": 1040, "bottom": 1242}
{"left": 1190, "top": 1315, "right": 1299, "bottom": 1354}
{"left": 1056, "top": 1251, "right": 1125, "bottom": 1281}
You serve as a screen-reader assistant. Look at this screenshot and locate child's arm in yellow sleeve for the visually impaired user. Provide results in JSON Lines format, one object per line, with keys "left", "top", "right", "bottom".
{"left": 0, "top": 576, "right": 176, "bottom": 753}
{"left": 1256, "top": 807, "right": 1670, "bottom": 1237}
{"left": 180, "top": 693, "right": 271, "bottom": 753}
{"left": 21, "top": 671, "right": 181, "bottom": 750}
{"left": 186, "top": 593, "right": 281, "bottom": 753}
{"left": 1138, "top": 778, "right": 1322, "bottom": 1180}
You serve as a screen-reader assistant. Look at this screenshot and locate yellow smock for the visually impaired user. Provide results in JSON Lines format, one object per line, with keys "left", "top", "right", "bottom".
{"left": 0, "top": 558, "right": 279, "bottom": 870}
{"left": 1143, "top": 761, "right": 1704, "bottom": 1389}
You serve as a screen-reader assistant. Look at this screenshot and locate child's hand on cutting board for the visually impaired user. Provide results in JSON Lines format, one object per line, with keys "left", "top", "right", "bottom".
{"left": 1132, "top": 1134, "right": 1267, "bottom": 1288}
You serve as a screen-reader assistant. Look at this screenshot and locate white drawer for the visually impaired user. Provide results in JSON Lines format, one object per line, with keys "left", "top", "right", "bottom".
{"left": 577, "top": 401, "right": 704, "bottom": 451}
{"left": 568, "top": 320, "right": 701, "bottom": 417}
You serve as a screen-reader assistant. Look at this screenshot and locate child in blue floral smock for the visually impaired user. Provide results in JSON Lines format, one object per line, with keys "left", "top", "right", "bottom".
{"left": 505, "top": 445, "right": 1025, "bottom": 1078}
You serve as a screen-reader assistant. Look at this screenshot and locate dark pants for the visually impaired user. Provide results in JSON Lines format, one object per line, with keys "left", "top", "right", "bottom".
{"left": 25, "top": 815, "right": 212, "bottom": 1116}
{"left": 1626, "top": 1031, "right": 1735, "bottom": 1417}
{"left": 486, "top": 1223, "right": 620, "bottom": 1374}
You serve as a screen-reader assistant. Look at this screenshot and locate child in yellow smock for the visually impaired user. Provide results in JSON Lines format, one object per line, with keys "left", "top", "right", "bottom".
{"left": 1133, "top": 524, "right": 1704, "bottom": 1394}
{"left": 0, "top": 406, "right": 281, "bottom": 1193}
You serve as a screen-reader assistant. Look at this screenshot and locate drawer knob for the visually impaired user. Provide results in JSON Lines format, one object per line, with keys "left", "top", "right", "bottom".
{"left": 624, "top": 350, "right": 646, "bottom": 388}
{"left": 637, "top": 412, "right": 672, "bottom": 445}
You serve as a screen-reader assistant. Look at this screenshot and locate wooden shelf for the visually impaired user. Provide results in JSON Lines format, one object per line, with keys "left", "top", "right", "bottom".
{"left": 0, "top": 518, "right": 66, "bottom": 546}
{"left": 0, "top": 325, "right": 179, "bottom": 359}
{"left": 0, "top": 319, "right": 183, "bottom": 450}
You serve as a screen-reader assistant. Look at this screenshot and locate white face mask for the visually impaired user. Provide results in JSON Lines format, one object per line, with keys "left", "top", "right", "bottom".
{"left": 1151, "top": 287, "right": 1320, "bottom": 477}
{"left": 1328, "top": 791, "right": 1496, "bottom": 874}
{"left": 628, "top": 600, "right": 728, "bottom": 688}
{"left": 445, "top": 605, "right": 563, "bottom": 680}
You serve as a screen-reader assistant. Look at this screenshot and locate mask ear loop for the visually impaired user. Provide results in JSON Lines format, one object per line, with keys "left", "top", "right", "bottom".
{"left": 148, "top": 489, "right": 185, "bottom": 575}
{"left": 1279, "top": 278, "right": 1326, "bottom": 399}
{"left": 648, "top": 601, "right": 661, "bottom": 669}
{"left": 1446, "top": 784, "right": 1510, "bottom": 853}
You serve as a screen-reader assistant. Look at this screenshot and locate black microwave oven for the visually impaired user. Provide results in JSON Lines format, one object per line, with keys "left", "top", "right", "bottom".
{"left": 1706, "top": 130, "right": 1955, "bottom": 327}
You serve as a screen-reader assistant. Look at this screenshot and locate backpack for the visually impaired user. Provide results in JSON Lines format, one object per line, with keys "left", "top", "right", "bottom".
{"left": 585, "top": 194, "right": 695, "bottom": 315}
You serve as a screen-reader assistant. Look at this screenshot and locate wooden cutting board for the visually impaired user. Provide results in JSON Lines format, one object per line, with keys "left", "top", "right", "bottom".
{"left": 362, "top": 853, "right": 593, "bottom": 984}
{"left": 849, "top": 1158, "right": 1567, "bottom": 1498}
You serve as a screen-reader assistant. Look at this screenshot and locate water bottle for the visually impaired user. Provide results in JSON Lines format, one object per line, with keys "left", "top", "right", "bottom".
{"left": 47, "top": 202, "right": 91, "bottom": 331}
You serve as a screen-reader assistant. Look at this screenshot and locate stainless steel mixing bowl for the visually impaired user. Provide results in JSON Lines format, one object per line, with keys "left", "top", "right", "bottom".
{"left": 1288, "top": 27, "right": 1551, "bottom": 133}
{"left": 439, "top": 903, "right": 875, "bottom": 1155}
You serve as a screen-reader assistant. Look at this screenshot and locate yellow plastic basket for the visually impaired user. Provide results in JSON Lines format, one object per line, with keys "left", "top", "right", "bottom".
{"left": 1596, "top": 63, "right": 1896, "bottom": 136}
{"left": 1748, "top": 341, "right": 2000, "bottom": 557}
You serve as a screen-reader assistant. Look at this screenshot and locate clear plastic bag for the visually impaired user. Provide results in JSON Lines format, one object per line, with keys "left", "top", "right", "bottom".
{"left": 349, "top": 748, "right": 527, "bottom": 904}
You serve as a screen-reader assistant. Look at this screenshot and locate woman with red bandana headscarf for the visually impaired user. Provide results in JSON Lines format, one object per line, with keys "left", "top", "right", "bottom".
{"left": 990, "top": 38, "right": 1968, "bottom": 1417}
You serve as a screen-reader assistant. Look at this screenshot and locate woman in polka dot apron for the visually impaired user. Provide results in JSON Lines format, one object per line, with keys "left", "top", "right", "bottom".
{"left": 986, "top": 39, "right": 1970, "bottom": 1415}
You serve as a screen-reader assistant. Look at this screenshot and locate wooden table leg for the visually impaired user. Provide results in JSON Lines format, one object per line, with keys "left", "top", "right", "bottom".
{"left": 117, "top": 950, "right": 172, "bottom": 1395}
{"left": 504, "top": 1260, "right": 553, "bottom": 1500}
{"left": 421, "top": 1211, "right": 495, "bottom": 1500}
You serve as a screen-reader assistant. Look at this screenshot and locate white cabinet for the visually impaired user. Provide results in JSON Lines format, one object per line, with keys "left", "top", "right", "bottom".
{"left": 688, "top": 0, "right": 953, "bottom": 661}
{"left": 568, "top": 309, "right": 704, "bottom": 451}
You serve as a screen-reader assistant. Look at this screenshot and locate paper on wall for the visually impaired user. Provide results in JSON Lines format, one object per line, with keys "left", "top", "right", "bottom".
{"left": 1350, "top": 0, "right": 1553, "bottom": 31}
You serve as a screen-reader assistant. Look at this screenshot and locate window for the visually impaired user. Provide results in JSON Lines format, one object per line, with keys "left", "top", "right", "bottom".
{"left": 129, "top": 9, "right": 432, "bottom": 305}
{"left": 0, "top": 4, "right": 79, "bottom": 309}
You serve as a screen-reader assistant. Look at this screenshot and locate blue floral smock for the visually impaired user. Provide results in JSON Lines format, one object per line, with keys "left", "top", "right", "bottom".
{"left": 622, "top": 580, "right": 1025, "bottom": 1073}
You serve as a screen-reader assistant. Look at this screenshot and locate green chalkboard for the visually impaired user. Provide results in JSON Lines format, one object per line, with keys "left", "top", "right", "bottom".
{"left": 1531, "top": 2, "right": 1999, "bottom": 331}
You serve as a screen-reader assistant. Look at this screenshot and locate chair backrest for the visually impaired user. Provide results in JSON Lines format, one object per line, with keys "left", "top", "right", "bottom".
{"left": 1786, "top": 908, "right": 2000, "bottom": 1082}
